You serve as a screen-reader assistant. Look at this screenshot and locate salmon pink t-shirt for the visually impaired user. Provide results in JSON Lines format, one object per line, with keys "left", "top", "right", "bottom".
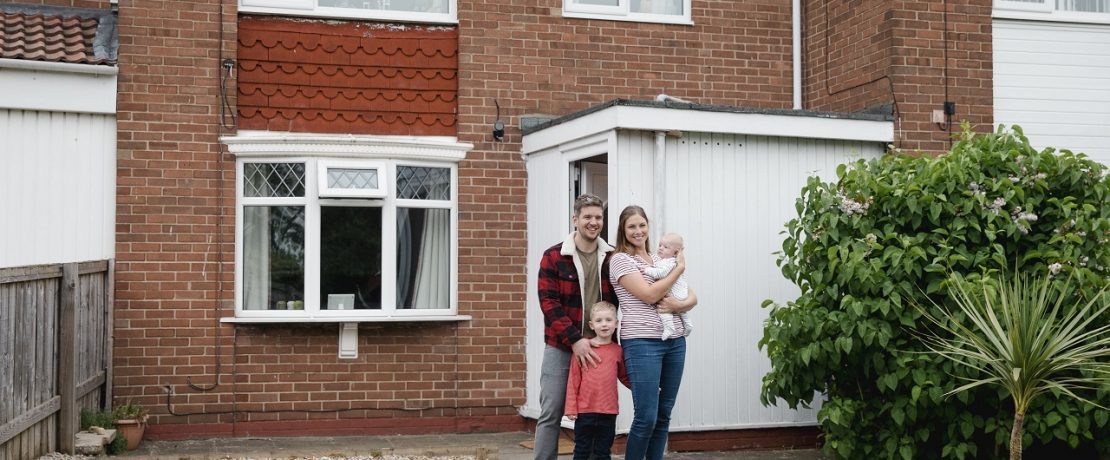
{"left": 564, "top": 342, "right": 629, "bottom": 416}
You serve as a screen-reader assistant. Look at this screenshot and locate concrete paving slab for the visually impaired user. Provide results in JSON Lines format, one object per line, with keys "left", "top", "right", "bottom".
{"left": 114, "top": 432, "right": 825, "bottom": 460}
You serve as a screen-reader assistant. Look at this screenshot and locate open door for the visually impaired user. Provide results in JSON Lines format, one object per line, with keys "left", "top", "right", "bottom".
{"left": 572, "top": 155, "right": 609, "bottom": 240}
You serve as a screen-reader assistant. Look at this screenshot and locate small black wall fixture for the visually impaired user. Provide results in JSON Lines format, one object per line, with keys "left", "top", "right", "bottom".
{"left": 493, "top": 99, "right": 505, "bottom": 142}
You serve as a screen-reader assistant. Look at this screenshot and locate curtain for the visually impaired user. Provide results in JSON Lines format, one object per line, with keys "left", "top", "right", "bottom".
{"left": 243, "top": 207, "right": 270, "bottom": 310}
{"left": 411, "top": 208, "right": 449, "bottom": 309}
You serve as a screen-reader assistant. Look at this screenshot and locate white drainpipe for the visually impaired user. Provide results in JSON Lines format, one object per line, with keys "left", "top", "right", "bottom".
{"left": 793, "top": 0, "right": 802, "bottom": 110}
{"left": 653, "top": 130, "right": 666, "bottom": 243}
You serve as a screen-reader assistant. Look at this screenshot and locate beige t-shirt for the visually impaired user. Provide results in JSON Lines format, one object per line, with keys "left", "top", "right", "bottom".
{"left": 577, "top": 246, "right": 600, "bottom": 336}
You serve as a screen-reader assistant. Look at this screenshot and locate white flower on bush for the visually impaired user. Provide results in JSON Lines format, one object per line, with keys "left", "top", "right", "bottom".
{"left": 837, "top": 192, "right": 871, "bottom": 215}
{"left": 1049, "top": 262, "right": 1063, "bottom": 276}
{"left": 968, "top": 182, "right": 980, "bottom": 192}
{"left": 986, "top": 197, "right": 1006, "bottom": 216}
{"left": 1012, "top": 207, "right": 1038, "bottom": 235}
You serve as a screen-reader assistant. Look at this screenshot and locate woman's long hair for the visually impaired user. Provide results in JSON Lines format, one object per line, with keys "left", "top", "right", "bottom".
{"left": 615, "top": 205, "right": 650, "bottom": 255}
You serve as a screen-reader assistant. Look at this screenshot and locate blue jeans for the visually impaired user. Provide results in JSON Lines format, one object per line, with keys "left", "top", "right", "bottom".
{"left": 572, "top": 413, "right": 617, "bottom": 460}
{"left": 622, "top": 337, "right": 686, "bottom": 460}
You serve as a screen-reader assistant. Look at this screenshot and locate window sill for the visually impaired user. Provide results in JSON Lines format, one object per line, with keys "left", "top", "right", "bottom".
{"left": 221, "top": 315, "right": 472, "bottom": 324}
{"left": 993, "top": 9, "right": 1110, "bottom": 25}
{"left": 238, "top": 5, "right": 459, "bottom": 24}
{"left": 562, "top": 11, "right": 693, "bottom": 25}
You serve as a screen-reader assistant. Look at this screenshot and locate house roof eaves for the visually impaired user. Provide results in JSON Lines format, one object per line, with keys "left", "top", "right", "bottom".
{"left": 522, "top": 99, "right": 893, "bottom": 136}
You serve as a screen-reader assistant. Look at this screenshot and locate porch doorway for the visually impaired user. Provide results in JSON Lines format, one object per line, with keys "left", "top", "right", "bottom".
{"left": 572, "top": 155, "right": 609, "bottom": 241}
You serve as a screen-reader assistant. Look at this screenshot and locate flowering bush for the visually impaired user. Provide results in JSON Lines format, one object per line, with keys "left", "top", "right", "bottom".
{"left": 760, "top": 126, "right": 1110, "bottom": 459}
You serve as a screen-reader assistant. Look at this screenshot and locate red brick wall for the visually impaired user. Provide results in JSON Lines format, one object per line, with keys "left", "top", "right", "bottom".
{"left": 112, "top": 0, "right": 994, "bottom": 440}
{"left": 804, "top": 0, "right": 994, "bottom": 153}
{"left": 114, "top": 0, "right": 239, "bottom": 424}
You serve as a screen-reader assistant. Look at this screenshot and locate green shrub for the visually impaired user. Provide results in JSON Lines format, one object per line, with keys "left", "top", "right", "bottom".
{"left": 760, "top": 126, "right": 1110, "bottom": 459}
{"left": 107, "top": 431, "right": 128, "bottom": 455}
{"left": 80, "top": 408, "right": 115, "bottom": 430}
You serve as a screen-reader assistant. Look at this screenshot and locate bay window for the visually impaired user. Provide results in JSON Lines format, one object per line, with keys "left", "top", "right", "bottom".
{"left": 226, "top": 134, "right": 470, "bottom": 321}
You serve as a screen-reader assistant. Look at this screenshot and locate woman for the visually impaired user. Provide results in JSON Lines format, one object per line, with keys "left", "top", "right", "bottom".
{"left": 608, "top": 205, "right": 697, "bottom": 460}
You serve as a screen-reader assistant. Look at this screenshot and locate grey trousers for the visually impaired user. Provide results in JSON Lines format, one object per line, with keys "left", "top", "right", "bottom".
{"left": 534, "top": 345, "right": 571, "bottom": 460}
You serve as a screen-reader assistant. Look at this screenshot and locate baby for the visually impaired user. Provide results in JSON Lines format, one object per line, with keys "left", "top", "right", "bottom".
{"left": 643, "top": 232, "right": 693, "bottom": 340}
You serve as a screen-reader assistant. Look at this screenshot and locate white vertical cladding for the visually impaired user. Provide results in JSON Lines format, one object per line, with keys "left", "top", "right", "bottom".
{"left": 523, "top": 146, "right": 573, "bottom": 417}
{"left": 613, "top": 130, "right": 884, "bottom": 431}
{"left": 0, "top": 109, "right": 117, "bottom": 268}
{"left": 611, "top": 130, "right": 657, "bottom": 234}
{"left": 993, "top": 20, "right": 1110, "bottom": 162}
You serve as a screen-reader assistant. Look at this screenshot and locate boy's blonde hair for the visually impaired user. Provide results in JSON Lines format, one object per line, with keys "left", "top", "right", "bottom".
{"left": 589, "top": 301, "right": 617, "bottom": 319}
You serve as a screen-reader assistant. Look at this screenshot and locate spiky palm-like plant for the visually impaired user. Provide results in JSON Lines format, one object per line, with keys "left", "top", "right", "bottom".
{"left": 918, "top": 272, "right": 1110, "bottom": 460}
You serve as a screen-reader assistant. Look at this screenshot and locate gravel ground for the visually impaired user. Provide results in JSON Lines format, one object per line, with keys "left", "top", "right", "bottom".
{"left": 39, "top": 455, "right": 474, "bottom": 460}
{"left": 36, "top": 455, "right": 472, "bottom": 457}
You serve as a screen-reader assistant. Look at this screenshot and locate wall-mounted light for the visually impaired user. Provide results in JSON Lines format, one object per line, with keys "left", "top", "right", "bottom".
{"left": 493, "top": 99, "right": 505, "bottom": 142}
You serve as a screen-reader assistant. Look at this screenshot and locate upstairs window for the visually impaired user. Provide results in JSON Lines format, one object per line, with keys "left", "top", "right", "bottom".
{"left": 563, "top": 0, "right": 691, "bottom": 24}
{"left": 240, "top": 0, "right": 456, "bottom": 24}
{"left": 995, "top": 0, "right": 1110, "bottom": 22}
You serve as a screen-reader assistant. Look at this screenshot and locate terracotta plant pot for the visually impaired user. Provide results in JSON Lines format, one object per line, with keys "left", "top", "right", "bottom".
{"left": 114, "top": 416, "right": 147, "bottom": 450}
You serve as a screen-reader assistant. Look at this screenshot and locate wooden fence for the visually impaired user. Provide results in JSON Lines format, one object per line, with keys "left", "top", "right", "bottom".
{"left": 0, "top": 261, "right": 114, "bottom": 460}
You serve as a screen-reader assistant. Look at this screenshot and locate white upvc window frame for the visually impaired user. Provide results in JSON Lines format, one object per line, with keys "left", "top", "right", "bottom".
{"left": 563, "top": 0, "right": 693, "bottom": 25}
{"left": 994, "top": 0, "right": 1110, "bottom": 24}
{"left": 223, "top": 133, "right": 472, "bottom": 323}
{"left": 240, "top": 0, "right": 458, "bottom": 25}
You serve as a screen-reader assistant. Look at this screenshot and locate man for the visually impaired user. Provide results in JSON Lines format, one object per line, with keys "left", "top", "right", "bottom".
{"left": 534, "top": 194, "right": 618, "bottom": 460}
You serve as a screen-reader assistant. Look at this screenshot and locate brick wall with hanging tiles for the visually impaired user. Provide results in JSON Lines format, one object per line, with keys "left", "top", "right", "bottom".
{"left": 803, "top": 0, "right": 996, "bottom": 153}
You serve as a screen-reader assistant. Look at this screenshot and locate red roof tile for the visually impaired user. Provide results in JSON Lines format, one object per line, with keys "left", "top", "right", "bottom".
{"left": 238, "top": 16, "right": 457, "bottom": 136}
{"left": 0, "top": 11, "right": 113, "bottom": 65}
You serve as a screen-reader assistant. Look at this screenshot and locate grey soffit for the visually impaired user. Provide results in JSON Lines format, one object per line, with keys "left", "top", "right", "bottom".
{"left": 522, "top": 99, "right": 895, "bottom": 135}
{"left": 0, "top": 2, "right": 118, "bottom": 65}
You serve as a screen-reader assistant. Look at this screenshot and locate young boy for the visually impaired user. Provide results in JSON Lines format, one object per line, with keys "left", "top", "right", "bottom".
{"left": 643, "top": 232, "right": 693, "bottom": 340}
{"left": 564, "top": 301, "right": 629, "bottom": 460}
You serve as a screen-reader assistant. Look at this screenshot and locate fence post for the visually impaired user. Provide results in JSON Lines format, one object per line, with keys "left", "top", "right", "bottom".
{"left": 104, "top": 259, "right": 115, "bottom": 411}
{"left": 58, "top": 263, "right": 78, "bottom": 454}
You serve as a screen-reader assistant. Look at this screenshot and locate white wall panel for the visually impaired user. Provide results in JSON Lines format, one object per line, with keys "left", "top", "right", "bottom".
{"left": 523, "top": 146, "right": 573, "bottom": 418}
{"left": 994, "top": 20, "right": 1110, "bottom": 162}
{"left": 0, "top": 109, "right": 116, "bottom": 268}
{"left": 608, "top": 131, "right": 884, "bottom": 431}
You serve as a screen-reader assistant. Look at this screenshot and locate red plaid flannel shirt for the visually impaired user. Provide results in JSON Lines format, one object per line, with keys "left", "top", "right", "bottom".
{"left": 537, "top": 238, "right": 618, "bottom": 351}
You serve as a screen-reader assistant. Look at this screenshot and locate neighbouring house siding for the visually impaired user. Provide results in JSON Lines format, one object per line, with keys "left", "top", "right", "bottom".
{"left": 993, "top": 19, "right": 1110, "bottom": 162}
{"left": 0, "top": 109, "right": 116, "bottom": 268}
{"left": 803, "top": 0, "right": 995, "bottom": 153}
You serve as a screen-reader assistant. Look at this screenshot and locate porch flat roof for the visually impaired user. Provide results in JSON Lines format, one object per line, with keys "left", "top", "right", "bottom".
{"left": 522, "top": 99, "right": 894, "bottom": 154}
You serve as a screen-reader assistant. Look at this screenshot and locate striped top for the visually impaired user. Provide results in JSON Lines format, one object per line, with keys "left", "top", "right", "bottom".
{"left": 610, "top": 252, "right": 686, "bottom": 340}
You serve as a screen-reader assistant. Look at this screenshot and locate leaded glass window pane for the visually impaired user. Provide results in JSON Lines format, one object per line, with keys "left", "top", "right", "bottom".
{"left": 397, "top": 166, "right": 450, "bottom": 200}
{"left": 244, "top": 163, "right": 306, "bottom": 198}
{"left": 327, "top": 168, "right": 379, "bottom": 190}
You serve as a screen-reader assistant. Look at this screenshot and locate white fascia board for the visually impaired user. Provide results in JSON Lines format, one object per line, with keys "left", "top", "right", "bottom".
{"left": 523, "top": 105, "right": 893, "bottom": 154}
{"left": 0, "top": 60, "right": 117, "bottom": 114}
{"left": 222, "top": 131, "right": 474, "bottom": 162}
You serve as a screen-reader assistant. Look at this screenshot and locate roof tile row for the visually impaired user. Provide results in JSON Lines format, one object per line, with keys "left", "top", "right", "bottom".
{"left": 0, "top": 11, "right": 113, "bottom": 65}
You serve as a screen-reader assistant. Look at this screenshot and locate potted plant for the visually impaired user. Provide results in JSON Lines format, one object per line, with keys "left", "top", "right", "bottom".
{"left": 111, "top": 402, "right": 149, "bottom": 450}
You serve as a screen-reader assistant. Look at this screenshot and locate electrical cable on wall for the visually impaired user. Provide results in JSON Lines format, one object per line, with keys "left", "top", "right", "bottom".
{"left": 186, "top": 0, "right": 234, "bottom": 394}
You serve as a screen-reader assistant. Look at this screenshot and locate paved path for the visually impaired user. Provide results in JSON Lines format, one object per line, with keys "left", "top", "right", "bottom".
{"left": 114, "top": 432, "right": 825, "bottom": 460}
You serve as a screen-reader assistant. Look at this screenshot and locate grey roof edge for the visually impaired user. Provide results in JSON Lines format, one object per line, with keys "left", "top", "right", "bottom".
{"left": 0, "top": 2, "right": 119, "bottom": 65}
{"left": 521, "top": 99, "right": 895, "bottom": 136}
